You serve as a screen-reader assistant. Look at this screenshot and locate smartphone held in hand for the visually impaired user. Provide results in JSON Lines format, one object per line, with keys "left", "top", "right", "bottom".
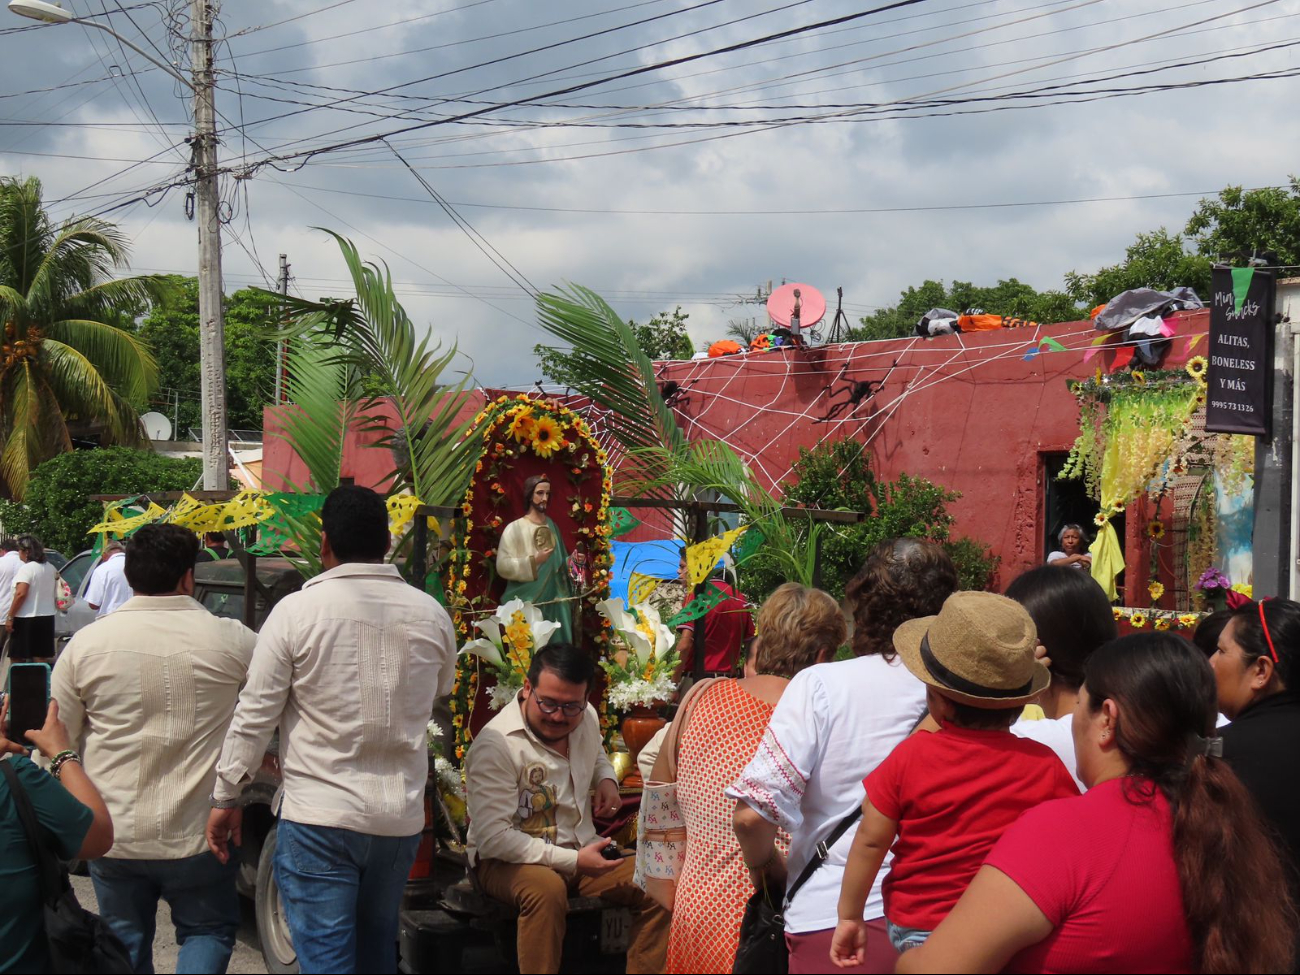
{"left": 8, "top": 662, "right": 51, "bottom": 749}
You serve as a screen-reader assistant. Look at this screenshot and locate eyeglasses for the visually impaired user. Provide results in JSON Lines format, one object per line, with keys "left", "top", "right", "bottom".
{"left": 533, "top": 696, "right": 585, "bottom": 717}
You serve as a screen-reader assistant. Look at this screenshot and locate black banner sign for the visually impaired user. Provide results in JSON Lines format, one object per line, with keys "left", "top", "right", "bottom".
{"left": 1205, "top": 266, "right": 1275, "bottom": 437}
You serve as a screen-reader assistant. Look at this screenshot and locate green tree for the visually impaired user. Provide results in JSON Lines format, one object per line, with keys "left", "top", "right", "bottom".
{"left": 0, "top": 176, "right": 164, "bottom": 498}
{"left": 739, "top": 439, "right": 999, "bottom": 601}
{"left": 1185, "top": 178, "right": 1300, "bottom": 266}
{"left": 133, "top": 275, "right": 278, "bottom": 433}
{"left": 848, "top": 278, "right": 1082, "bottom": 342}
{"left": 534, "top": 306, "right": 694, "bottom": 385}
{"left": 1064, "top": 229, "right": 1212, "bottom": 309}
{"left": 2, "top": 446, "right": 202, "bottom": 554}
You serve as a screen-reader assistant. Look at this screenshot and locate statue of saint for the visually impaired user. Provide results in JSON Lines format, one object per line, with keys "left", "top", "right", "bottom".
{"left": 495, "top": 475, "right": 573, "bottom": 642}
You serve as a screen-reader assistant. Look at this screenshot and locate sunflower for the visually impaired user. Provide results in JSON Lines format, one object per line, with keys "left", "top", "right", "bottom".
{"left": 1178, "top": 613, "right": 1200, "bottom": 629}
{"left": 1129, "top": 612, "right": 1148, "bottom": 628}
{"left": 1109, "top": 499, "right": 1126, "bottom": 513}
{"left": 1094, "top": 512, "right": 1109, "bottom": 527}
{"left": 1131, "top": 370, "right": 1146, "bottom": 385}
{"left": 1154, "top": 617, "right": 1172, "bottom": 631}
{"left": 508, "top": 408, "right": 536, "bottom": 443}
{"left": 1186, "top": 356, "right": 1208, "bottom": 383}
{"left": 530, "top": 416, "right": 567, "bottom": 458}
{"left": 1148, "top": 581, "right": 1165, "bottom": 601}
{"left": 1147, "top": 520, "right": 1166, "bottom": 539}
{"left": 1113, "top": 607, "right": 1124, "bottom": 620}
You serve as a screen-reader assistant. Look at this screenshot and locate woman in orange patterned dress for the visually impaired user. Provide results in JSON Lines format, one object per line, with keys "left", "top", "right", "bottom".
{"left": 667, "top": 583, "right": 848, "bottom": 973}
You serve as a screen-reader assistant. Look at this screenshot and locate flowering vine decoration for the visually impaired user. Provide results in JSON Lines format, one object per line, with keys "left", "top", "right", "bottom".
{"left": 447, "top": 394, "right": 614, "bottom": 760}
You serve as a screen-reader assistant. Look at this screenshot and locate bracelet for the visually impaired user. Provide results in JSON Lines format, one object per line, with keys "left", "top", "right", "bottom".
{"left": 48, "top": 750, "right": 80, "bottom": 780}
{"left": 743, "top": 846, "right": 777, "bottom": 873}
{"left": 209, "top": 794, "right": 240, "bottom": 810}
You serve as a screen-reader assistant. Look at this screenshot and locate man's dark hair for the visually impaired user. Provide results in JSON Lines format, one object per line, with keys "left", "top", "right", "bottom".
{"left": 204, "top": 531, "right": 228, "bottom": 547}
{"left": 125, "top": 524, "right": 199, "bottom": 594}
{"left": 0, "top": 538, "right": 17, "bottom": 553}
{"left": 527, "top": 642, "right": 594, "bottom": 689}
{"left": 947, "top": 700, "right": 1021, "bottom": 731}
{"left": 521, "top": 474, "right": 550, "bottom": 511}
{"left": 320, "top": 485, "right": 389, "bottom": 563}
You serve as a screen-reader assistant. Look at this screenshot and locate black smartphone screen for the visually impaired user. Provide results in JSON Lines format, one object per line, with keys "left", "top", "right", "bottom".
{"left": 9, "top": 665, "right": 49, "bottom": 749}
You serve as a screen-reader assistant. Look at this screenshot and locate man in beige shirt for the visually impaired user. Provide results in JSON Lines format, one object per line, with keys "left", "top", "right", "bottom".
{"left": 51, "top": 523, "right": 257, "bottom": 974}
{"left": 206, "top": 485, "right": 456, "bottom": 975}
{"left": 467, "top": 643, "right": 669, "bottom": 974}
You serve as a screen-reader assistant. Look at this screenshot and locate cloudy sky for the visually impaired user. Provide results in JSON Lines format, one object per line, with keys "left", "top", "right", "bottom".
{"left": 3, "top": 0, "right": 1298, "bottom": 398}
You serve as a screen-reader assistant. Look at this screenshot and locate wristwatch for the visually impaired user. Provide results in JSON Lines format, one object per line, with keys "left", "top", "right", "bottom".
{"left": 209, "top": 794, "right": 240, "bottom": 810}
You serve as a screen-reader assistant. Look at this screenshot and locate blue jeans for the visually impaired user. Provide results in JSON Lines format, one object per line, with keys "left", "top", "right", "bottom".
{"left": 273, "top": 819, "right": 420, "bottom": 974}
{"left": 89, "top": 850, "right": 240, "bottom": 974}
{"left": 887, "top": 920, "right": 932, "bottom": 952}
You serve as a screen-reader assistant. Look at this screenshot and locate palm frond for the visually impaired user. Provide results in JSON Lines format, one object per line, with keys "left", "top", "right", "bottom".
{"left": 45, "top": 319, "right": 157, "bottom": 400}
{"left": 277, "top": 333, "right": 357, "bottom": 494}
{"left": 535, "top": 284, "right": 687, "bottom": 462}
{"left": 58, "top": 275, "right": 172, "bottom": 322}
{"left": 0, "top": 363, "right": 44, "bottom": 498}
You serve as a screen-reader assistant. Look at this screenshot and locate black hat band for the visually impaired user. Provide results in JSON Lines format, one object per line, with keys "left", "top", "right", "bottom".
{"left": 920, "top": 632, "right": 1034, "bottom": 699}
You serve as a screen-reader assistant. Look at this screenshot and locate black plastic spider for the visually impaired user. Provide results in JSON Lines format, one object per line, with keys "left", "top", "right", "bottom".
{"left": 815, "top": 379, "right": 881, "bottom": 423}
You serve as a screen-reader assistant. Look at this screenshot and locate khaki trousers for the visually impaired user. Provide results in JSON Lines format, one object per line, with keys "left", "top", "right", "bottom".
{"left": 476, "top": 856, "right": 670, "bottom": 974}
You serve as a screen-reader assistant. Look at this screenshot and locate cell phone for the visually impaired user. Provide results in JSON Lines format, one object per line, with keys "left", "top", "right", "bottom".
{"left": 600, "top": 842, "right": 634, "bottom": 860}
{"left": 8, "top": 662, "right": 50, "bottom": 750}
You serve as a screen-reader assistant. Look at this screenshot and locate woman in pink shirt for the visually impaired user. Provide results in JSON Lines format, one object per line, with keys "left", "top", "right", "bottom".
{"left": 897, "top": 633, "right": 1295, "bottom": 974}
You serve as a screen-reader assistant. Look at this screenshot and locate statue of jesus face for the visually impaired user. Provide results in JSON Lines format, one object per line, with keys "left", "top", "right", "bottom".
{"left": 530, "top": 481, "right": 551, "bottom": 514}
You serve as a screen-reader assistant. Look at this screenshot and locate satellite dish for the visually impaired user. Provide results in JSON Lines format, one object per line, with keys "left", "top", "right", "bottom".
{"left": 767, "top": 282, "right": 826, "bottom": 330}
{"left": 140, "top": 411, "right": 173, "bottom": 441}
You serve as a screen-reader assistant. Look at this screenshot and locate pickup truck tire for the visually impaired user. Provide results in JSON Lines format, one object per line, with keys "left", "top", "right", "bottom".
{"left": 256, "top": 824, "right": 299, "bottom": 974}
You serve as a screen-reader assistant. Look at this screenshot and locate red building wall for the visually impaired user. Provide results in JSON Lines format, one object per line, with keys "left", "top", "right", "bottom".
{"left": 262, "top": 313, "right": 1211, "bottom": 593}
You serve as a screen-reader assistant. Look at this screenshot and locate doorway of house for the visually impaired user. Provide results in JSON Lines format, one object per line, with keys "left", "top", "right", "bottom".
{"left": 1042, "top": 453, "right": 1124, "bottom": 568}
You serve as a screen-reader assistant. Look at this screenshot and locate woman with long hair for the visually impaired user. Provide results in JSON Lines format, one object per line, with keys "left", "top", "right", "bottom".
{"left": 1212, "top": 597, "right": 1300, "bottom": 969}
{"left": 897, "top": 633, "right": 1295, "bottom": 974}
{"left": 730, "top": 539, "right": 958, "bottom": 974}
{"left": 7, "top": 534, "right": 58, "bottom": 663}
{"left": 1005, "top": 565, "right": 1117, "bottom": 788}
{"left": 666, "top": 583, "right": 845, "bottom": 973}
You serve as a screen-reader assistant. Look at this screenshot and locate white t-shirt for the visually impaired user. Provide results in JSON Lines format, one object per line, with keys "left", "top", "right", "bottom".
{"left": 1046, "top": 551, "right": 1088, "bottom": 568}
{"left": 14, "top": 560, "right": 58, "bottom": 617}
{"left": 727, "top": 653, "right": 928, "bottom": 932}
{"left": 85, "top": 552, "right": 133, "bottom": 616}
{"left": 1012, "top": 713, "right": 1083, "bottom": 791}
{"left": 0, "top": 550, "right": 22, "bottom": 620}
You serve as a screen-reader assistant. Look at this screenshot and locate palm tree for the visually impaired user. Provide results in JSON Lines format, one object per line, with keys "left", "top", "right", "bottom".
{"left": 267, "top": 231, "right": 478, "bottom": 577}
{"left": 0, "top": 176, "right": 163, "bottom": 498}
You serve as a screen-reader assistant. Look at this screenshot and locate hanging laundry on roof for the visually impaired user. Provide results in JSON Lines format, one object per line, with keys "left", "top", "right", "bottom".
{"left": 916, "top": 307, "right": 960, "bottom": 337}
{"left": 1092, "top": 287, "right": 1203, "bottom": 332}
{"left": 1093, "top": 288, "right": 1202, "bottom": 368}
{"left": 708, "top": 339, "right": 744, "bottom": 358}
{"left": 957, "top": 313, "right": 1040, "bottom": 332}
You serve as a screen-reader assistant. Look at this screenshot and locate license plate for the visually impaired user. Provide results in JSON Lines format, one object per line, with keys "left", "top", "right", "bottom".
{"left": 600, "top": 908, "right": 631, "bottom": 954}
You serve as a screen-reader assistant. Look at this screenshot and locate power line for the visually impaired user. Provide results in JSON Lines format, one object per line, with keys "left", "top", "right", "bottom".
{"left": 234, "top": 0, "right": 938, "bottom": 173}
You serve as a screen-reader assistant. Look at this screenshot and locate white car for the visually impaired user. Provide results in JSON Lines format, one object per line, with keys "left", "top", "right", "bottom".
{"left": 54, "top": 549, "right": 101, "bottom": 654}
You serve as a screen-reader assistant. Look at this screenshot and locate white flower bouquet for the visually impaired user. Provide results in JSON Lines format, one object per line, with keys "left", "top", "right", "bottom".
{"left": 595, "top": 598, "right": 681, "bottom": 712}
{"left": 459, "top": 598, "right": 561, "bottom": 710}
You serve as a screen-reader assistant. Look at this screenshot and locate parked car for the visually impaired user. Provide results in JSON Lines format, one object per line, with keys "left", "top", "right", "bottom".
{"left": 54, "top": 548, "right": 99, "bottom": 653}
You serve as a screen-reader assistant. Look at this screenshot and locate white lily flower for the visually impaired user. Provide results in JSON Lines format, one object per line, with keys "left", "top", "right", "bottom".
{"left": 595, "top": 597, "right": 637, "bottom": 633}
{"left": 460, "top": 637, "right": 504, "bottom": 667}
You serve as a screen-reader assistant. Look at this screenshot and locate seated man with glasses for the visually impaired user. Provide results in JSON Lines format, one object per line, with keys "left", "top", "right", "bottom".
{"left": 465, "top": 643, "right": 669, "bottom": 974}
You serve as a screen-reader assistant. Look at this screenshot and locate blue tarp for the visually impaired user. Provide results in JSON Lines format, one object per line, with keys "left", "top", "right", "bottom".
{"left": 608, "top": 538, "right": 681, "bottom": 601}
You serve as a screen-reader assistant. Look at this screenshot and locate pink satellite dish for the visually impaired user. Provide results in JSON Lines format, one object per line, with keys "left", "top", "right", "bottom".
{"left": 767, "top": 282, "right": 825, "bottom": 330}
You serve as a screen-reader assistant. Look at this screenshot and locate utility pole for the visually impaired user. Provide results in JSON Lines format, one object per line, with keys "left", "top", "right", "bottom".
{"left": 192, "top": 0, "right": 227, "bottom": 490}
{"left": 275, "top": 253, "right": 290, "bottom": 405}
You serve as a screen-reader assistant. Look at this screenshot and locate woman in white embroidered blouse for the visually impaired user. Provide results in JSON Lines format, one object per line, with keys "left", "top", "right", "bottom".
{"left": 728, "top": 539, "right": 958, "bottom": 974}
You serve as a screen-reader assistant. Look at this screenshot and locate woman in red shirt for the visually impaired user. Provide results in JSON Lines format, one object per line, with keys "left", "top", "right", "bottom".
{"left": 897, "top": 633, "right": 1295, "bottom": 974}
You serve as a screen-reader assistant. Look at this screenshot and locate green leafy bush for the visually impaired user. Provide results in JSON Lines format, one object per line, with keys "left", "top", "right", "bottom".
{"left": 5, "top": 447, "right": 203, "bottom": 554}
{"left": 739, "top": 440, "right": 998, "bottom": 602}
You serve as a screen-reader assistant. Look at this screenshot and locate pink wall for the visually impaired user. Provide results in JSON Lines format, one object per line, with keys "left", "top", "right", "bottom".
{"left": 262, "top": 313, "right": 1211, "bottom": 594}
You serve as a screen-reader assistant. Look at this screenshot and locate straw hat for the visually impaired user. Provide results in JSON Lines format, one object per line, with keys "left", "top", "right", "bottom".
{"left": 893, "top": 591, "right": 1050, "bottom": 708}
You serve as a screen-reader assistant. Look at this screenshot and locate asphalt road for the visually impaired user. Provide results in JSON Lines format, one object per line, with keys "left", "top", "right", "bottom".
{"left": 71, "top": 873, "right": 269, "bottom": 974}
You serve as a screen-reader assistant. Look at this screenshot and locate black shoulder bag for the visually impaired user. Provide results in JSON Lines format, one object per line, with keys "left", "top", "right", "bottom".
{"left": 732, "top": 805, "right": 863, "bottom": 975}
{"left": 0, "top": 758, "right": 132, "bottom": 974}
